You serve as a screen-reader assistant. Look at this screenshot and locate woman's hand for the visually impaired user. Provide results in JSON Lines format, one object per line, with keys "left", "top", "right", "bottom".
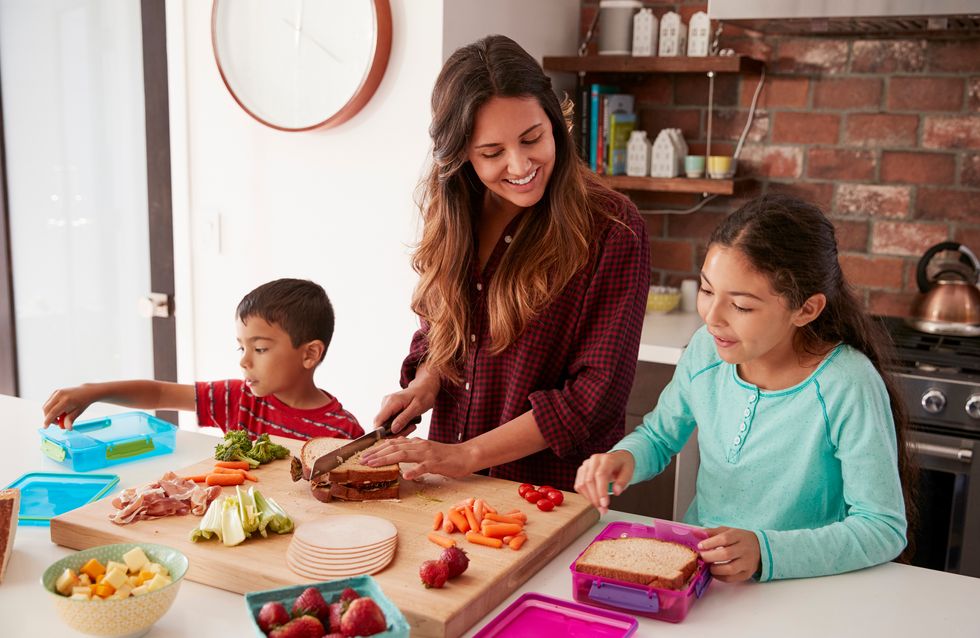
{"left": 374, "top": 366, "right": 440, "bottom": 434}
{"left": 42, "top": 385, "right": 97, "bottom": 430}
{"left": 360, "top": 437, "right": 476, "bottom": 481}
{"left": 574, "top": 450, "right": 635, "bottom": 515}
{"left": 697, "top": 527, "right": 761, "bottom": 583}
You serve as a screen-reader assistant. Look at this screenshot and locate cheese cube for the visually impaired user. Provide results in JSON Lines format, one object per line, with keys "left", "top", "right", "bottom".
{"left": 110, "top": 583, "right": 133, "bottom": 599}
{"left": 78, "top": 573, "right": 92, "bottom": 586}
{"left": 146, "top": 562, "right": 168, "bottom": 576}
{"left": 80, "top": 558, "right": 106, "bottom": 580}
{"left": 105, "top": 560, "right": 128, "bottom": 574}
{"left": 55, "top": 568, "right": 79, "bottom": 596}
{"left": 128, "top": 575, "right": 140, "bottom": 587}
{"left": 122, "top": 547, "right": 149, "bottom": 573}
{"left": 137, "top": 570, "right": 155, "bottom": 585}
{"left": 93, "top": 583, "right": 115, "bottom": 598}
{"left": 71, "top": 586, "right": 92, "bottom": 597}
{"left": 145, "top": 574, "right": 171, "bottom": 592}
{"left": 102, "top": 567, "right": 128, "bottom": 590}
{"left": 70, "top": 593, "right": 90, "bottom": 601}
{"left": 131, "top": 585, "right": 149, "bottom": 597}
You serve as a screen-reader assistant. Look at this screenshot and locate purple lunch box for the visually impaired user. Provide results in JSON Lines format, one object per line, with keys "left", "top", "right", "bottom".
{"left": 569, "top": 519, "right": 712, "bottom": 623}
{"left": 474, "top": 592, "right": 638, "bottom": 638}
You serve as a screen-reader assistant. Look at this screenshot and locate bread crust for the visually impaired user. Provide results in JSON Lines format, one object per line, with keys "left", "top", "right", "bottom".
{"left": 329, "top": 483, "right": 400, "bottom": 501}
{"left": 574, "top": 538, "right": 698, "bottom": 591}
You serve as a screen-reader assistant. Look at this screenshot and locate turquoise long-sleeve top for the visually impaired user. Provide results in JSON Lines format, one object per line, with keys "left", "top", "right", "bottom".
{"left": 613, "top": 326, "right": 907, "bottom": 581}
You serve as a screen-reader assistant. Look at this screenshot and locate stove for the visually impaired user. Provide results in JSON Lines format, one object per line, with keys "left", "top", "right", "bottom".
{"left": 878, "top": 316, "right": 980, "bottom": 577}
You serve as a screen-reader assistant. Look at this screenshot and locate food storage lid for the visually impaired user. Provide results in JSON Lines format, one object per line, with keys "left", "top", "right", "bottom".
{"left": 4, "top": 472, "right": 119, "bottom": 526}
{"left": 474, "top": 592, "right": 638, "bottom": 637}
{"left": 40, "top": 411, "right": 176, "bottom": 456}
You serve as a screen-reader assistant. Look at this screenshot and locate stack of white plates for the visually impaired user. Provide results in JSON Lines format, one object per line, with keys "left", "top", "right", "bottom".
{"left": 286, "top": 514, "right": 398, "bottom": 580}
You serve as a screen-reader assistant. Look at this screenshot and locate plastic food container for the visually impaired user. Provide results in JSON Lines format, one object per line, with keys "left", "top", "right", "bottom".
{"left": 474, "top": 592, "right": 638, "bottom": 637}
{"left": 243, "top": 574, "right": 409, "bottom": 638}
{"left": 569, "top": 519, "right": 712, "bottom": 623}
{"left": 5, "top": 472, "right": 119, "bottom": 526}
{"left": 38, "top": 411, "right": 177, "bottom": 472}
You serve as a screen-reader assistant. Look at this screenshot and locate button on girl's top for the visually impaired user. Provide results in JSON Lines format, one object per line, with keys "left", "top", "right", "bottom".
{"left": 401, "top": 191, "right": 649, "bottom": 491}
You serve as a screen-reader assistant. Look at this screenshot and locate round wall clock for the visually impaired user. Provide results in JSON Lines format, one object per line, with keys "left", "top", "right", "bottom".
{"left": 211, "top": 0, "right": 392, "bottom": 132}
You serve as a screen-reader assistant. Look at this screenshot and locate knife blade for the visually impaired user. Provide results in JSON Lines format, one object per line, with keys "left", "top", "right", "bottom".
{"left": 309, "top": 418, "right": 418, "bottom": 483}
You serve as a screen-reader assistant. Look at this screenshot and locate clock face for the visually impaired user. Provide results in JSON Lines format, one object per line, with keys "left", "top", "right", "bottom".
{"left": 212, "top": 0, "right": 391, "bottom": 131}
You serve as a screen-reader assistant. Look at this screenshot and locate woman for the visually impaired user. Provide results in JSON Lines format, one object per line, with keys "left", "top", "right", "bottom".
{"left": 362, "top": 35, "right": 649, "bottom": 491}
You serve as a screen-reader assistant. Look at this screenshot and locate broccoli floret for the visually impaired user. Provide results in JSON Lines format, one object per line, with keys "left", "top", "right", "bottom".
{"left": 214, "top": 430, "right": 260, "bottom": 468}
{"left": 248, "top": 434, "right": 290, "bottom": 465}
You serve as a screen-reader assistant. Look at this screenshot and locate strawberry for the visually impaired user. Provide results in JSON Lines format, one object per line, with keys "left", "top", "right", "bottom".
{"left": 328, "top": 602, "right": 344, "bottom": 633}
{"left": 338, "top": 586, "right": 360, "bottom": 607}
{"left": 440, "top": 546, "right": 470, "bottom": 579}
{"left": 268, "top": 615, "right": 324, "bottom": 638}
{"left": 419, "top": 559, "right": 449, "bottom": 589}
{"left": 340, "top": 597, "right": 387, "bottom": 637}
{"left": 291, "top": 586, "right": 329, "bottom": 622}
{"left": 257, "top": 601, "right": 291, "bottom": 634}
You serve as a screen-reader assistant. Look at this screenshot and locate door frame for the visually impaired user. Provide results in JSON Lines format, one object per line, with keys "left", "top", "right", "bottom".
{"left": 0, "top": 72, "right": 15, "bottom": 396}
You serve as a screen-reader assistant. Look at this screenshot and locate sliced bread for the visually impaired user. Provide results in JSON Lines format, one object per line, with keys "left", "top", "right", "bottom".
{"left": 329, "top": 482, "right": 400, "bottom": 501}
{"left": 574, "top": 537, "right": 698, "bottom": 591}
{"left": 0, "top": 488, "right": 20, "bottom": 584}
{"left": 328, "top": 441, "right": 400, "bottom": 483}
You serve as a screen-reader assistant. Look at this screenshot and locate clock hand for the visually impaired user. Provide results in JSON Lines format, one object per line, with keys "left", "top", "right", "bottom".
{"left": 280, "top": 16, "right": 341, "bottom": 63}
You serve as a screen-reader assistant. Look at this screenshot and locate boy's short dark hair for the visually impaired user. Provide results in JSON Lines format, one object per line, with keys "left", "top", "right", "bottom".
{"left": 236, "top": 279, "right": 334, "bottom": 358}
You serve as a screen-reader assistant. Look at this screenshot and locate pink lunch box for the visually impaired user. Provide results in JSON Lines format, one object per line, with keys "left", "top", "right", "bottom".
{"left": 568, "top": 518, "right": 712, "bottom": 623}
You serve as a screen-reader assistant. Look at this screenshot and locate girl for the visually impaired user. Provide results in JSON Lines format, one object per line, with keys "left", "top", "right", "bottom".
{"left": 361, "top": 35, "right": 649, "bottom": 491}
{"left": 575, "top": 194, "right": 915, "bottom": 582}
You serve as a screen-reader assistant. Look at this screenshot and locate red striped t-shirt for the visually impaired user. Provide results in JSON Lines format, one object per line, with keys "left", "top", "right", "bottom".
{"left": 194, "top": 379, "right": 363, "bottom": 440}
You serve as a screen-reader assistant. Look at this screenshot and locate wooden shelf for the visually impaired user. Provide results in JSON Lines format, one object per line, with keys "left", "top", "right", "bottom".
{"left": 542, "top": 54, "right": 763, "bottom": 74}
{"left": 601, "top": 175, "right": 735, "bottom": 195}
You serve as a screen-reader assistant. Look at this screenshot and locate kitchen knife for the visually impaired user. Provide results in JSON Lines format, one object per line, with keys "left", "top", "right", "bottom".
{"left": 309, "top": 417, "right": 418, "bottom": 483}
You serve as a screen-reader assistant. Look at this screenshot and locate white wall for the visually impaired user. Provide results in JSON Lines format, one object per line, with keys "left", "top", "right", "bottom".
{"left": 169, "top": 0, "right": 578, "bottom": 435}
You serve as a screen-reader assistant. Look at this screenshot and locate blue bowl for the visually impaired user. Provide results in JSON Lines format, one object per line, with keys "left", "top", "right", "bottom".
{"left": 243, "top": 574, "right": 409, "bottom": 637}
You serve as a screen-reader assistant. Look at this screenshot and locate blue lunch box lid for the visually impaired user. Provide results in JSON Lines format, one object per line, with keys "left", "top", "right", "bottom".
{"left": 4, "top": 472, "right": 119, "bottom": 526}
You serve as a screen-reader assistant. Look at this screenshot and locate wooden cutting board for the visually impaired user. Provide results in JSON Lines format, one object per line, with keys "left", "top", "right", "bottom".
{"left": 50, "top": 437, "right": 599, "bottom": 637}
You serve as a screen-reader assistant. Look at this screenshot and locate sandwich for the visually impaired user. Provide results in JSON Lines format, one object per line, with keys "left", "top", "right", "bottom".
{"left": 0, "top": 488, "right": 20, "bottom": 584}
{"left": 574, "top": 537, "right": 698, "bottom": 591}
{"left": 292, "top": 437, "right": 401, "bottom": 502}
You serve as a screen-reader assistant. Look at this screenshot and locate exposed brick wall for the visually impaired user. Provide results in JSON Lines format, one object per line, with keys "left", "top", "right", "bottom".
{"left": 578, "top": 1, "right": 980, "bottom": 317}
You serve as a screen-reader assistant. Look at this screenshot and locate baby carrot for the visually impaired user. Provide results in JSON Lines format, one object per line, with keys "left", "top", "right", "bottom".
{"left": 465, "top": 531, "right": 504, "bottom": 549}
{"left": 482, "top": 522, "right": 523, "bottom": 539}
{"left": 214, "top": 461, "right": 251, "bottom": 470}
{"left": 463, "top": 504, "right": 479, "bottom": 532}
{"left": 473, "top": 499, "right": 486, "bottom": 525}
{"left": 509, "top": 533, "right": 528, "bottom": 550}
{"left": 181, "top": 474, "right": 208, "bottom": 483}
{"left": 433, "top": 511, "right": 444, "bottom": 532}
{"left": 442, "top": 518, "right": 455, "bottom": 534}
{"left": 205, "top": 473, "right": 245, "bottom": 486}
{"left": 484, "top": 512, "right": 524, "bottom": 525}
{"left": 212, "top": 467, "right": 259, "bottom": 482}
{"left": 427, "top": 532, "right": 457, "bottom": 549}
{"left": 482, "top": 501, "right": 497, "bottom": 514}
{"left": 447, "top": 508, "right": 470, "bottom": 533}
{"left": 502, "top": 509, "right": 527, "bottom": 523}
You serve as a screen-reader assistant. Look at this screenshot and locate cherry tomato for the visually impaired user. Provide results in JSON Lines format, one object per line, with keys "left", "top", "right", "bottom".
{"left": 536, "top": 497, "right": 555, "bottom": 512}
{"left": 545, "top": 490, "right": 564, "bottom": 506}
{"left": 517, "top": 483, "right": 535, "bottom": 497}
{"left": 524, "top": 491, "right": 543, "bottom": 504}
{"left": 538, "top": 485, "right": 556, "bottom": 493}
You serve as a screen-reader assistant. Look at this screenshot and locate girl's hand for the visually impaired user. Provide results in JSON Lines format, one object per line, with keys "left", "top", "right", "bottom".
{"left": 697, "top": 526, "right": 761, "bottom": 583}
{"left": 41, "top": 385, "right": 96, "bottom": 430}
{"left": 360, "top": 437, "right": 475, "bottom": 480}
{"left": 373, "top": 367, "right": 440, "bottom": 434}
{"left": 574, "top": 450, "right": 635, "bottom": 515}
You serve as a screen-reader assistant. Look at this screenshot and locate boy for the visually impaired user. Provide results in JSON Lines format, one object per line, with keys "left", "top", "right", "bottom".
{"left": 41, "top": 278, "right": 363, "bottom": 440}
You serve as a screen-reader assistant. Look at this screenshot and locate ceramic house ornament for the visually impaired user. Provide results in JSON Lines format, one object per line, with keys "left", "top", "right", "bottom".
{"left": 631, "top": 8, "right": 658, "bottom": 57}
{"left": 626, "top": 130, "right": 651, "bottom": 176}
{"left": 658, "top": 11, "right": 687, "bottom": 57}
{"left": 687, "top": 11, "right": 710, "bottom": 57}
{"left": 650, "top": 129, "right": 680, "bottom": 178}
{"left": 666, "top": 128, "right": 689, "bottom": 173}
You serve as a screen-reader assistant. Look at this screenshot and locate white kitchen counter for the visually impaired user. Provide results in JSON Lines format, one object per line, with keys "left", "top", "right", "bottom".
{"left": 2, "top": 393, "right": 979, "bottom": 637}
{"left": 639, "top": 310, "right": 703, "bottom": 364}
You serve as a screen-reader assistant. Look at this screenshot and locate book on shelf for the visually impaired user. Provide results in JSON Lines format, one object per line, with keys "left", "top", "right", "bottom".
{"left": 606, "top": 112, "right": 636, "bottom": 176}
{"left": 589, "top": 83, "right": 617, "bottom": 171}
{"left": 600, "top": 93, "right": 635, "bottom": 174}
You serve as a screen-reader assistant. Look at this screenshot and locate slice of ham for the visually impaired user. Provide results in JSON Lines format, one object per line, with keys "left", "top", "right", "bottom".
{"left": 109, "top": 472, "right": 222, "bottom": 525}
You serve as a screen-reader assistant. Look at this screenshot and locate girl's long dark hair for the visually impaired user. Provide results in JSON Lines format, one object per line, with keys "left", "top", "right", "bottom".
{"left": 710, "top": 194, "right": 917, "bottom": 560}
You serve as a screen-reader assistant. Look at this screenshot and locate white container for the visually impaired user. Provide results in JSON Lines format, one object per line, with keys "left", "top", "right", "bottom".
{"left": 687, "top": 11, "right": 711, "bottom": 57}
{"left": 598, "top": 0, "right": 642, "bottom": 55}
{"left": 659, "top": 11, "right": 688, "bottom": 57}
{"left": 650, "top": 130, "right": 679, "bottom": 178}
{"left": 666, "top": 128, "right": 689, "bottom": 174}
{"left": 631, "top": 8, "right": 658, "bottom": 57}
{"left": 626, "top": 130, "right": 651, "bottom": 177}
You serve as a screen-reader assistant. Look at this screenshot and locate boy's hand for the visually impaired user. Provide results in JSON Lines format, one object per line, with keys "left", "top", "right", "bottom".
{"left": 42, "top": 385, "right": 96, "bottom": 430}
{"left": 574, "top": 450, "right": 635, "bottom": 516}
{"left": 697, "top": 527, "right": 761, "bottom": 583}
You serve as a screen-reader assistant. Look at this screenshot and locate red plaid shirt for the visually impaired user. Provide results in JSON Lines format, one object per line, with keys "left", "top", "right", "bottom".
{"left": 401, "top": 192, "right": 649, "bottom": 490}
{"left": 195, "top": 379, "right": 363, "bottom": 441}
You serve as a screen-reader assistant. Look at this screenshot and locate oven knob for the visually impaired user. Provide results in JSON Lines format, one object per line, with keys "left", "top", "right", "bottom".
{"left": 921, "top": 389, "right": 946, "bottom": 414}
{"left": 967, "top": 395, "right": 980, "bottom": 420}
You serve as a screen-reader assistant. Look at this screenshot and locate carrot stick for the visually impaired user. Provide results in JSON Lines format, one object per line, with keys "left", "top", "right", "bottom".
{"left": 181, "top": 474, "right": 208, "bottom": 483}
{"left": 427, "top": 532, "right": 457, "bottom": 549}
{"left": 454, "top": 497, "right": 475, "bottom": 509}
{"left": 484, "top": 512, "right": 524, "bottom": 525}
{"left": 432, "top": 511, "right": 444, "bottom": 532}
{"left": 212, "top": 467, "right": 259, "bottom": 482}
{"left": 205, "top": 473, "right": 245, "bottom": 486}
{"left": 502, "top": 509, "right": 527, "bottom": 523}
{"left": 473, "top": 500, "right": 485, "bottom": 526}
{"left": 463, "top": 504, "right": 479, "bottom": 532}
{"left": 447, "top": 508, "right": 470, "bottom": 533}
{"left": 509, "top": 533, "right": 528, "bottom": 550}
{"left": 482, "top": 522, "right": 523, "bottom": 539}
{"left": 465, "top": 531, "right": 504, "bottom": 549}
{"left": 482, "top": 501, "right": 497, "bottom": 514}
{"left": 442, "top": 518, "right": 455, "bottom": 534}
{"left": 214, "top": 461, "right": 251, "bottom": 470}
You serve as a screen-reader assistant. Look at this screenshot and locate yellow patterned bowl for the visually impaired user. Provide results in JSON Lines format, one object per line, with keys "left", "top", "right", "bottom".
{"left": 41, "top": 543, "right": 188, "bottom": 638}
{"left": 647, "top": 286, "right": 682, "bottom": 313}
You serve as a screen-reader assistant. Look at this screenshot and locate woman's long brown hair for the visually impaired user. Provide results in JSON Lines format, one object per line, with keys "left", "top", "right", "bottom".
{"left": 412, "top": 35, "right": 621, "bottom": 384}
{"left": 709, "top": 194, "right": 918, "bottom": 560}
